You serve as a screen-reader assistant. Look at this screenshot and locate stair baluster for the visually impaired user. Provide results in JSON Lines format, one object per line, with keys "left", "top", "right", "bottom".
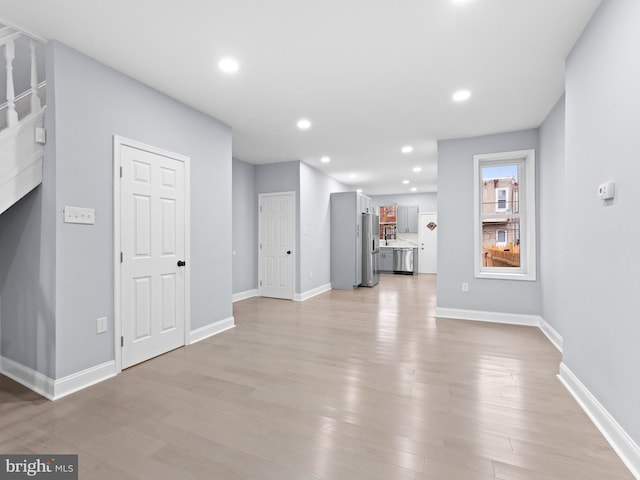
{"left": 4, "top": 38, "right": 18, "bottom": 127}
{"left": 29, "top": 39, "right": 41, "bottom": 114}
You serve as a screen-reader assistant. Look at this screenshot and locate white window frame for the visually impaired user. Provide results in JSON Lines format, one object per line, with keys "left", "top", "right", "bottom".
{"left": 496, "top": 229, "right": 507, "bottom": 246}
{"left": 474, "top": 149, "right": 536, "bottom": 281}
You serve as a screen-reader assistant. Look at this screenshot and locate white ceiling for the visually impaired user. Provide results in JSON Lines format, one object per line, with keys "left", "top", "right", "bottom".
{"left": 0, "top": 0, "right": 601, "bottom": 195}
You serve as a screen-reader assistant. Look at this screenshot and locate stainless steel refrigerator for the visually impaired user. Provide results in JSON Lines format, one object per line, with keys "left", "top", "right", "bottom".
{"left": 361, "top": 213, "right": 380, "bottom": 287}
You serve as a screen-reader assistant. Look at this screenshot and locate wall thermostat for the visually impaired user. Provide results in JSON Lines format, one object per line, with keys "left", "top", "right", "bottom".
{"left": 597, "top": 181, "right": 615, "bottom": 200}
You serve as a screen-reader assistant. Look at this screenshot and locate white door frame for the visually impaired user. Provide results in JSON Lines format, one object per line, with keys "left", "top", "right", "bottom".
{"left": 418, "top": 212, "right": 437, "bottom": 274}
{"left": 258, "top": 191, "right": 296, "bottom": 300}
{"left": 113, "top": 135, "right": 191, "bottom": 373}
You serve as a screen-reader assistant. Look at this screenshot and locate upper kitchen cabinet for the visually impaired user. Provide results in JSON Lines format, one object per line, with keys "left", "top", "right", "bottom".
{"left": 358, "top": 194, "right": 372, "bottom": 214}
{"left": 397, "top": 205, "right": 419, "bottom": 233}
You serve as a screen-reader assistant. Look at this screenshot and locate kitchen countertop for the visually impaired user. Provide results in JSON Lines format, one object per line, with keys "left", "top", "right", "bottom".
{"left": 379, "top": 244, "right": 417, "bottom": 249}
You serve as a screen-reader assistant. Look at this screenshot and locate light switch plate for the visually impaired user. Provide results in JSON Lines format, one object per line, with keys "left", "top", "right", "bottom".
{"left": 597, "top": 181, "right": 615, "bottom": 200}
{"left": 35, "top": 127, "right": 46, "bottom": 144}
{"left": 64, "top": 206, "right": 95, "bottom": 224}
{"left": 96, "top": 317, "right": 107, "bottom": 334}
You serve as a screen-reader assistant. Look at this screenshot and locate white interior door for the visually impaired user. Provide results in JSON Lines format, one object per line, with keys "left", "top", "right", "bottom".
{"left": 120, "top": 143, "right": 188, "bottom": 369}
{"left": 259, "top": 192, "right": 295, "bottom": 299}
{"left": 418, "top": 212, "right": 437, "bottom": 274}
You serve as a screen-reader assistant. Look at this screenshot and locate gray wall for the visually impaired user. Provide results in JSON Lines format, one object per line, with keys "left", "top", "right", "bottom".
{"left": 437, "top": 129, "right": 540, "bottom": 315}
{"left": 562, "top": 0, "right": 640, "bottom": 443}
{"left": 53, "top": 41, "right": 232, "bottom": 378}
{"left": 370, "top": 193, "right": 438, "bottom": 214}
{"left": 2, "top": 41, "right": 233, "bottom": 379}
{"left": 232, "top": 159, "right": 258, "bottom": 294}
{"left": 253, "top": 160, "right": 347, "bottom": 296}
{"left": 0, "top": 188, "right": 56, "bottom": 377}
{"left": 539, "top": 96, "right": 566, "bottom": 336}
{"left": 256, "top": 161, "right": 301, "bottom": 293}
{"left": 299, "top": 162, "right": 348, "bottom": 293}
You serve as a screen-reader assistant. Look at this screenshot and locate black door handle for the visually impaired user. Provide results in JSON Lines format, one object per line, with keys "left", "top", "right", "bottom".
{"left": 286, "top": 250, "right": 291, "bottom": 255}
{"left": 177, "top": 260, "right": 186, "bottom": 267}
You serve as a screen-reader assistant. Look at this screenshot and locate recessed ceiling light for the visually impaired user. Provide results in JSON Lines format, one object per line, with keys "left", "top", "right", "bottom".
{"left": 321, "top": 156, "right": 331, "bottom": 163}
{"left": 413, "top": 166, "right": 422, "bottom": 172}
{"left": 411, "top": 187, "right": 417, "bottom": 192}
{"left": 356, "top": 189, "right": 363, "bottom": 193}
{"left": 297, "top": 119, "right": 312, "bottom": 130}
{"left": 349, "top": 173, "right": 356, "bottom": 179}
{"left": 452, "top": 90, "right": 471, "bottom": 102}
{"left": 218, "top": 57, "right": 239, "bottom": 74}
{"left": 401, "top": 146, "right": 413, "bottom": 154}
{"left": 402, "top": 180, "right": 410, "bottom": 185}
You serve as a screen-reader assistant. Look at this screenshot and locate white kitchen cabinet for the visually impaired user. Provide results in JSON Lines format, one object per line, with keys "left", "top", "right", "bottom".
{"left": 358, "top": 194, "right": 372, "bottom": 214}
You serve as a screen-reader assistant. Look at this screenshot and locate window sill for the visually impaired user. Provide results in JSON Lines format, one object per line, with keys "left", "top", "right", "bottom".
{"left": 475, "top": 270, "right": 537, "bottom": 281}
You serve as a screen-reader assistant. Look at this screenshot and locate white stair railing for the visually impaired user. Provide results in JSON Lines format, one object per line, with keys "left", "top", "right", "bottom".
{"left": 0, "top": 24, "right": 46, "bottom": 215}
{"left": 2, "top": 27, "right": 21, "bottom": 127}
{"left": 1, "top": 27, "right": 44, "bottom": 127}
{"left": 29, "top": 39, "right": 42, "bottom": 114}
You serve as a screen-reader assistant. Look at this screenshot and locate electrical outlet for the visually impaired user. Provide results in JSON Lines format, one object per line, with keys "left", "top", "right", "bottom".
{"left": 97, "top": 316, "right": 107, "bottom": 334}
{"left": 461, "top": 282, "right": 469, "bottom": 293}
{"left": 309, "top": 270, "right": 313, "bottom": 278}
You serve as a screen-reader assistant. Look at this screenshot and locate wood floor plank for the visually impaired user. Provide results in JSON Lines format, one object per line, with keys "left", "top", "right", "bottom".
{"left": 0, "top": 274, "right": 634, "bottom": 479}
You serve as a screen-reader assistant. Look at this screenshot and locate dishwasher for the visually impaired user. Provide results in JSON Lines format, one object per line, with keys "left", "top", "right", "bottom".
{"left": 393, "top": 248, "right": 414, "bottom": 274}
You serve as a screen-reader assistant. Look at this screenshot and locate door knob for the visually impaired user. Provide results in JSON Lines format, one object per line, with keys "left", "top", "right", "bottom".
{"left": 177, "top": 260, "right": 186, "bottom": 267}
{"left": 286, "top": 250, "right": 292, "bottom": 255}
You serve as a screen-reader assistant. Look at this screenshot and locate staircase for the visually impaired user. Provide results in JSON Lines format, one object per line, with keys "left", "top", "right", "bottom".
{"left": 0, "top": 24, "right": 46, "bottom": 215}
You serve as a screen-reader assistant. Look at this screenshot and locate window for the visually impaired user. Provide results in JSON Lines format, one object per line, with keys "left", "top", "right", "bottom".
{"left": 379, "top": 205, "right": 397, "bottom": 239}
{"left": 474, "top": 149, "right": 536, "bottom": 280}
{"left": 495, "top": 188, "right": 508, "bottom": 212}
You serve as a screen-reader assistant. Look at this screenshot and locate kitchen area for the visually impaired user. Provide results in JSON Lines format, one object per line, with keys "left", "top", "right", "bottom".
{"left": 330, "top": 191, "right": 437, "bottom": 290}
{"left": 379, "top": 203, "right": 419, "bottom": 275}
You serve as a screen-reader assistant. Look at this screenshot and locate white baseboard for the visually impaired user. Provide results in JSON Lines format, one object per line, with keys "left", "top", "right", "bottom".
{"left": 434, "top": 307, "right": 541, "bottom": 326}
{"left": 558, "top": 363, "right": 640, "bottom": 479}
{"left": 189, "top": 317, "right": 235, "bottom": 344}
{"left": 539, "top": 317, "right": 563, "bottom": 352}
{"left": 53, "top": 361, "right": 117, "bottom": 400}
{"left": 435, "top": 307, "right": 563, "bottom": 353}
{"left": 1, "top": 319, "right": 236, "bottom": 399}
{"left": 0, "top": 355, "right": 54, "bottom": 399}
{"left": 434, "top": 307, "right": 638, "bottom": 475}
{"left": 294, "top": 283, "right": 332, "bottom": 302}
{"left": 0, "top": 356, "right": 117, "bottom": 401}
{"left": 232, "top": 289, "right": 259, "bottom": 303}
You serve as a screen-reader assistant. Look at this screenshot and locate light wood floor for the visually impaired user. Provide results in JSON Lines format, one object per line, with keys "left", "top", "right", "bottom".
{"left": 0, "top": 274, "right": 633, "bottom": 479}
